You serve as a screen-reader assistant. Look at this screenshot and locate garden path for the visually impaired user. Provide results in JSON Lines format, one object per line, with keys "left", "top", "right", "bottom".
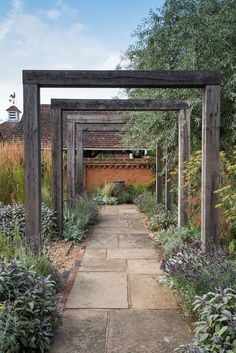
{"left": 51, "top": 204, "right": 192, "bottom": 353}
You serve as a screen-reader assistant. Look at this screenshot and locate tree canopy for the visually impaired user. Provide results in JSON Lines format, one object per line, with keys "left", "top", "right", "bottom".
{"left": 120, "top": 0, "right": 236, "bottom": 152}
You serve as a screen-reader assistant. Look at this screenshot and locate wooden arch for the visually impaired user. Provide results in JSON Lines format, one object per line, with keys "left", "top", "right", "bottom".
{"left": 51, "top": 98, "right": 190, "bottom": 235}
{"left": 23, "top": 70, "right": 220, "bottom": 251}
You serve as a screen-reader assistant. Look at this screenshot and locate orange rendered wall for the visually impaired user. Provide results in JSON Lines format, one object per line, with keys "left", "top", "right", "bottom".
{"left": 84, "top": 160, "right": 154, "bottom": 192}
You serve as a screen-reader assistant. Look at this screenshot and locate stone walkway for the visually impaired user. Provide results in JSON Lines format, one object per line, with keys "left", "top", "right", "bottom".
{"left": 51, "top": 205, "right": 192, "bottom": 353}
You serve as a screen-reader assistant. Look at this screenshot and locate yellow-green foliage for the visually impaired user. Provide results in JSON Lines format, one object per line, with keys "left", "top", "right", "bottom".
{"left": 0, "top": 142, "right": 52, "bottom": 205}
{"left": 0, "top": 141, "right": 24, "bottom": 204}
{"left": 179, "top": 148, "right": 236, "bottom": 237}
{"left": 215, "top": 149, "right": 236, "bottom": 228}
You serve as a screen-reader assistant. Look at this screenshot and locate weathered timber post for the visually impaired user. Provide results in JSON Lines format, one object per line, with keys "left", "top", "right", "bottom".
{"left": 51, "top": 108, "right": 63, "bottom": 235}
{"left": 23, "top": 84, "right": 41, "bottom": 251}
{"left": 75, "top": 127, "right": 84, "bottom": 199}
{"left": 178, "top": 109, "right": 190, "bottom": 227}
{"left": 156, "top": 144, "right": 163, "bottom": 204}
{"left": 201, "top": 85, "right": 220, "bottom": 251}
{"left": 165, "top": 148, "right": 174, "bottom": 211}
{"left": 67, "top": 121, "right": 75, "bottom": 207}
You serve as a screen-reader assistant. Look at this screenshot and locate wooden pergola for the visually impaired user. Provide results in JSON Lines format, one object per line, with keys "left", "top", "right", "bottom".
{"left": 23, "top": 70, "right": 220, "bottom": 251}
{"left": 51, "top": 98, "right": 190, "bottom": 234}
{"left": 66, "top": 114, "right": 131, "bottom": 205}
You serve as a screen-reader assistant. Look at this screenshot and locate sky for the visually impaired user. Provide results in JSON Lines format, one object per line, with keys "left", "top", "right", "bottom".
{"left": 0, "top": 0, "right": 165, "bottom": 121}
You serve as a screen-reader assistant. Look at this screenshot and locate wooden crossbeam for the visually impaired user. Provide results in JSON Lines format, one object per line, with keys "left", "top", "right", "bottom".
{"left": 23, "top": 70, "right": 220, "bottom": 88}
{"left": 52, "top": 98, "right": 189, "bottom": 111}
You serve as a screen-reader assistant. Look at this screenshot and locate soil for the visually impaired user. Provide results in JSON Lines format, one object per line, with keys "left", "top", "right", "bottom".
{"left": 45, "top": 240, "right": 82, "bottom": 274}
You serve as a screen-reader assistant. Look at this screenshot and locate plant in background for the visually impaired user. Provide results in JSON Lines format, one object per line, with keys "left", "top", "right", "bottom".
{"left": 134, "top": 191, "right": 158, "bottom": 215}
{"left": 175, "top": 344, "right": 204, "bottom": 353}
{"left": 0, "top": 142, "right": 52, "bottom": 205}
{"left": 0, "top": 203, "right": 57, "bottom": 241}
{"left": 63, "top": 195, "right": 99, "bottom": 242}
{"left": 148, "top": 209, "right": 177, "bottom": 231}
{"left": 177, "top": 288, "right": 236, "bottom": 353}
{"left": 161, "top": 245, "right": 236, "bottom": 311}
{"left": 0, "top": 230, "right": 62, "bottom": 291}
{"left": 0, "top": 259, "right": 61, "bottom": 353}
{"left": 95, "top": 182, "right": 118, "bottom": 205}
{"left": 215, "top": 148, "right": 236, "bottom": 238}
{"left": 0, "top": 305, "right": 21, "bottom": 353}
{"left": 155, "top": 226, "right": 200, "bottom": 256}
{"left": 95, "top": 195, "right": 118, "bottom": 205}
{"left": 77, "top": 194, "right": 100, "bottom": 225}
{"left": 63, "top": 207, "right": 88, "bottom": 242}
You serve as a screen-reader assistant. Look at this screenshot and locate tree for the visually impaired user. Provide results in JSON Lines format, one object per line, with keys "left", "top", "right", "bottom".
{"left": 120, "top": 0, "right": 236, "bottom": 152}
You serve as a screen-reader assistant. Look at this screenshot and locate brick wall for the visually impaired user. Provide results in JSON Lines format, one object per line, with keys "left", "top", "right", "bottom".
{"left": 84, "top": 159, "right": 154, "bottom": 192}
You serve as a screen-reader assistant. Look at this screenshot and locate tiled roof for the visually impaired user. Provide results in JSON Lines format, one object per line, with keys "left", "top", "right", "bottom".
{"left": 0, "top": 104, "right": 130, "bottom": 150}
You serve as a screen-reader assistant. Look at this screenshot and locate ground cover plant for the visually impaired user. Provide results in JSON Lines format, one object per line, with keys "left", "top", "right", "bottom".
{"left": 0, "top": 203, "right": 57, "bottom": 240}
{"left": 0, "top": 259, "right": 61, "bottom": 353}
{"left": 134, "top": 191, "right": 178, "bottom": 232}
{"left": 155, "top": 226, "right": 200, "bottom": 256}
{"left": 95, "top": 181, "right": 155, "bottom": 205}
{"left": 161, "top": 245, "right": 236, "bottom": 312}
{"left": 176, "top": 288, "right": 236, "bottom": 353}
{"left": 63, "top": 194, "right": 100, "bottom": 242}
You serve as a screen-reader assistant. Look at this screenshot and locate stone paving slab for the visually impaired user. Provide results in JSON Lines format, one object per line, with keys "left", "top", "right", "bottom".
{"left": 66, "top": 272, "right": 128, "bottom": 309}
{"left": 83, "top": 248, "right": 106, "bottom": 259}
{"left": 117, "top": 204, "right": 137, "bottom": 209}
{"left": 128, "top": 260, "right": 163, "bottom": 275}
{"left": 106, "top": 310, "right": 192, "bottom": 353}
{"left": 87, "top": 233, "right": 118, "bottom": 248}
{"left": 94, "top": 228, "right": 131, "bottom": 235}
{"left": 118, "top": 233, "right": 155, "bottom": 248}
{"left": 80, "top": 258, "right": 126, "bottom": 272}
{"left": 129, "top": 274, "right": 178, "bottom": 309}
{"left": 51, "top": 310, "right": 107, "bottom": 353}
{"left": 129, "top": 222, "right": 147, "bottom": 231}
{"left": 97, "top": 220, "right": 130, "bottom": 228}
{"left": 107, "top": 248, "right": 161, "bottom": 260}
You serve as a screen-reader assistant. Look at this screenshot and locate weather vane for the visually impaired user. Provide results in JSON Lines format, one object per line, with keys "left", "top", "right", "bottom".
{"left": 9, "top": 92, "right": 16, "bottom": 105}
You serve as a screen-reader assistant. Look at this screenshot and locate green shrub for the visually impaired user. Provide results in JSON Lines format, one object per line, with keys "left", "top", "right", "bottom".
{"left": 177, "top": 288, "right": 236, "bottom": 353}
{"left": 0, "top": 306, "right": 21, "bottom": 353}
{"left": 0, "top": 203, "right": 57, "bottom": 240}
{"left": 148, "top": 209, "right": 177, "bottom": 232}
{"left": 18, "top": 252, "right": 63, "bottom": 290}
{"left": 94, "top": 195, "right": 118, "bottom": 205}
{"left": 0, "top": 231, "right": 62, "bottom": 290}
{"left": 126, "top": 182, "right": 155, "bottom": 201}
{"left": 117, "top": 190, "right": 131, "bottom": 204}
{"left": 0, "top": 231, "right": 16, "bottom": 260}
{"left": 0, "top": 259, "right": 61, "bottom": 352}
{"left": 63, "top": 207, "right": 88, "bottom": 241}
{"left": 134, "top": 191, "right": 158, "bottom": 215}
{"left": 155, "top": 226, "right": 200, "bottom": 255}
{"left": 95, "top": 182, "right": 154, "bottom": 204}
{"left": 63, "top": 195, "right": 99, "bottom": 242}
{"left": 77, "top": 194, "right": 100, "bottom": 225}
{"left": 161, "top": 245, "right": 236, "bottom": 312}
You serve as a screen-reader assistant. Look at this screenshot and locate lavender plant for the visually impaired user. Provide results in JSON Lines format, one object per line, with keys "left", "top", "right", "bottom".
{"left": 161, "top": 244, "right": 236, "bottom": 310}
